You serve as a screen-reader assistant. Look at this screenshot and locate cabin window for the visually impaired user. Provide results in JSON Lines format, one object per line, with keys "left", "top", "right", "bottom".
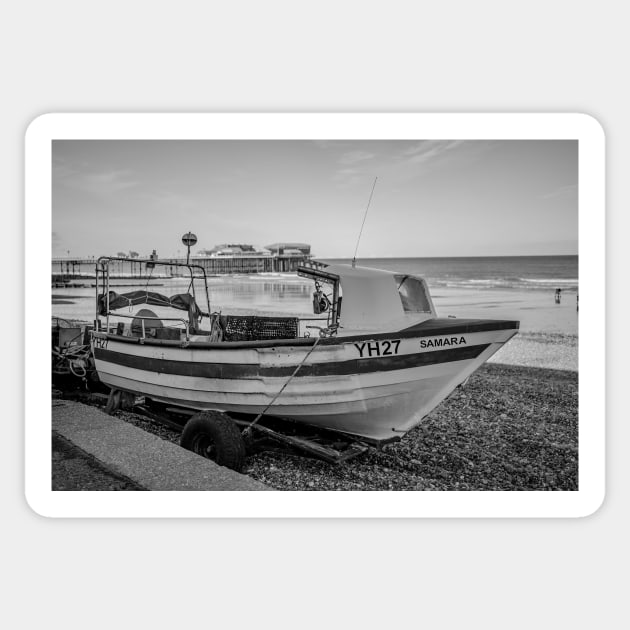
{"left": 394, "top": 275, "right": 432, "bottom": 313}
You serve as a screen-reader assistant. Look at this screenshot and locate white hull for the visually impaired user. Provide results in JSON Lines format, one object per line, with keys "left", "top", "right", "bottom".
{"left": 93, "top": 327, "right": 517, "bottom": 441}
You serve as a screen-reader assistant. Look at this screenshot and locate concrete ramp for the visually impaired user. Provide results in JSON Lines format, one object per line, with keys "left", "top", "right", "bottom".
{"left": 52, "top": 401, "right": 270, "bottom": 491}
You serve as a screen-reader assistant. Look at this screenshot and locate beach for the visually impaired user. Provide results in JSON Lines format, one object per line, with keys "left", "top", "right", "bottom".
{"left": 244, "top": 363, "right": 578, "bottom": 490}
{"left": 51, "top": 256, "right": 578, "bottom": 490}
{"left": 74, "top": 361, "right": 576, "bottom": 491}
{"left": 489, "top": 332, "right": 577, "bottom": 372}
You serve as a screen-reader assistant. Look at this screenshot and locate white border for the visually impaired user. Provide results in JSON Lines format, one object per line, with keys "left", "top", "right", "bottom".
{"left": 25, "top": 113, "right": 605, "bottom": 518}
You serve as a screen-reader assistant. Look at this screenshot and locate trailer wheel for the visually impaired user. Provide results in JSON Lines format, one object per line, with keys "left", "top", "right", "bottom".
{"left": 180, "top": 411, "right": 246, "bottom": 472}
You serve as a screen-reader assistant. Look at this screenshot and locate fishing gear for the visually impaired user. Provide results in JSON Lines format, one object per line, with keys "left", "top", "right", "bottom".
{"left": 312, "top": 280, "right": 331, "bottom": 314}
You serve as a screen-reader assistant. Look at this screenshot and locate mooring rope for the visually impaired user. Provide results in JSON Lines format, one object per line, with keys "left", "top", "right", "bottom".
{"left": 242, "top": 334, "right": 322, "bottom": 438}
{"left": 143, "top": 263, "right": 155, "bottom": 296}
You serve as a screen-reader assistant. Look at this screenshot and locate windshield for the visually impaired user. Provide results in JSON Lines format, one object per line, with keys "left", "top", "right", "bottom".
{"left": 394, "top": 275, "right": 433, "bottom": 313}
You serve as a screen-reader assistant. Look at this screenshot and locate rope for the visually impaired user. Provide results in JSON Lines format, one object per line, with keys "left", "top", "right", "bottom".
{"left": 143, "top": 263, "right": 155, "bottom": 295}
{"left": 242, "top": 335, "right": 322, "bottom": 437}
{"left": 208, "top": 312, "right": 223, "bottom": 342}
{"left": 53, "top": 344, "right": 91, "bottom": 378}
{"left": 69, "top": 360, "right": 87, "bottom": 378}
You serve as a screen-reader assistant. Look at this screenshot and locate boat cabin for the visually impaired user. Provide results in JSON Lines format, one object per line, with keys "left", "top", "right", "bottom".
{"left": 298, "top": 261, "right": 436, "bottom": 335}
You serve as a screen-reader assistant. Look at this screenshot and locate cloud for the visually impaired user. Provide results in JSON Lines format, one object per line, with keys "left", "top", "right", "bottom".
{"left": 52, "top": 158, "right": 76, "bottom": 180}
{"left": 541, "top": 184, "right": 578, "bottom": 200}
{"left": 335, "top": 167, "right": 360, "bottom": 178}
{"left": 332, "top": 167, "right": 367, "bottom": 188}
{"left": 53, "top": 158, "right": 138, "bottom": 196}
{"left": 332, "top": 150, "right": 376, "bottom": 187}
{"left": 338, "top": 150, "right": 375, "bottom": 165}
{"left": 329, "top": 139, "right": 484, "bottom": 188}
{"left": 137, "top": 189, "right": 198, "bottom": 211}
{"left": 399, "top": 140, "right": 465, "bottom": 164}
{"left": 78, "top": 170, "right": 138, "bottom": 194}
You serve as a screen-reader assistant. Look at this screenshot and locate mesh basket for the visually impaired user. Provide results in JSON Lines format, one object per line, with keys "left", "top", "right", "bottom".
{"left": 221, "top": 315, "right": 299, "bottom": 341}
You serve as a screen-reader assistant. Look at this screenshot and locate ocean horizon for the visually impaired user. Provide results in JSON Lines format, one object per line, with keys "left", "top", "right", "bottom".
{"left": 321, "top": 255, "right": 578, "bottom": 292}
{"left": 53, "top": 254, "right": 578, "bottom": 292}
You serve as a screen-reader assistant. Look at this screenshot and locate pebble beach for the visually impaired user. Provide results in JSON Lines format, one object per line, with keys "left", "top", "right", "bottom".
{"left": 84, "top": 333, "right": 577, "bottom": 491}
{"left": 52, "top": 257, "right": 579, "bottom": 491}
{"left": 245, "top": 362, "right": 578, "bottom": 490}
{"left": 243, "top": 327, "right": 579, "bottom": 490}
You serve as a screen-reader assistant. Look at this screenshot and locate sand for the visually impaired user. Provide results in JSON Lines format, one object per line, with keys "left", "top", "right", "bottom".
{"left": 489, "top": 332, "right": 578, "bottom": 372}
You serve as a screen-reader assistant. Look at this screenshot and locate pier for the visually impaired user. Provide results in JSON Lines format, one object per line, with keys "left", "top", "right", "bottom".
{"left": 52, "top": 242, "right": 312, "bottom": 284}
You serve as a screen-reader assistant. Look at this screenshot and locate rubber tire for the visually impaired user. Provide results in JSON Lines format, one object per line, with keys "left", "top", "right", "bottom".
{"left": 180, "top": 411, "right": 246, "bottom": 472}
{"left": 120, "top": 391, "right": 136, "bottom": 411}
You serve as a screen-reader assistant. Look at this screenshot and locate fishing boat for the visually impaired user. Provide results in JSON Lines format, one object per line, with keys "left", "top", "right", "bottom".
{"left": 91, "top": 256, "right": 519, "bottom": 469}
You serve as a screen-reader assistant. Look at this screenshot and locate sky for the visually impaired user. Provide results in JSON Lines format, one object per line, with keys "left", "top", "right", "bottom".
{"left": 52, "top": 139, "right": 578, "bottom": 259}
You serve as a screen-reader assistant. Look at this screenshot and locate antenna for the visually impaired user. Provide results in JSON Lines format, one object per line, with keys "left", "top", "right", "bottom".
{"left": 352, "top": 176, "right": 378, "bottom": 268}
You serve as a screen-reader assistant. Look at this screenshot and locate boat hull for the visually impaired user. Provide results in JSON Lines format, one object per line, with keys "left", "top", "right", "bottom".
{"left": 92, "top": 320, "right": 518, "bottom": 442}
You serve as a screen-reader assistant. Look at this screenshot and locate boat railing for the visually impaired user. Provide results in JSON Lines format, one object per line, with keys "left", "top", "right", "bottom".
{"left": 100, "top": 312, "right": 192, "bottom": 340}
{"left": 95, "top": 256, "right": 212, "bottom": 338}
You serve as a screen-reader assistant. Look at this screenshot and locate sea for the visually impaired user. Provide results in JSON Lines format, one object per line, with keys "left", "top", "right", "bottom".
{"left": 324, "top": 255, "right": 578, "bottom": 292}
{"left": 52, "top": 255, "right": 578, "bottom": 336}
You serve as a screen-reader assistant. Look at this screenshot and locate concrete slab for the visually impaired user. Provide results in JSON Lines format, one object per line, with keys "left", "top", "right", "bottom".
{"left": 52, "top": 401, "right": 270, "bottom": 491}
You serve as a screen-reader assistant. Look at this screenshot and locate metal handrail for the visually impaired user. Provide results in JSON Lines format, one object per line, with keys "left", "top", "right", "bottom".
{"left": 95, "top": 255, "right": 213, "bottom": 340}
{"left": 104, "top": 313, "right": 191, "bottom": 340}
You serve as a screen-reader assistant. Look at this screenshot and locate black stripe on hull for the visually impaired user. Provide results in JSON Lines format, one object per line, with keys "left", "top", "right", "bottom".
{"left": 94, "top": 344, "right": 490, "bottom": 379}
{"left": 400, "top": 318, "right": 519, "bottom": 336}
